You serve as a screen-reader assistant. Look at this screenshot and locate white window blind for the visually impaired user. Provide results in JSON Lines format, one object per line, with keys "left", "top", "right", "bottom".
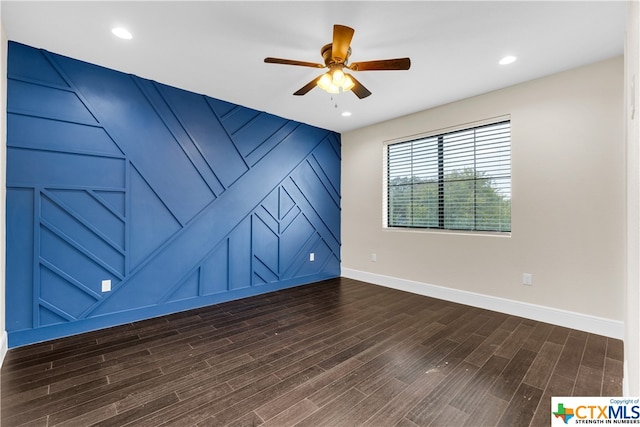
{"left": 387, "top": 120, "right": 511, "bottom": 232}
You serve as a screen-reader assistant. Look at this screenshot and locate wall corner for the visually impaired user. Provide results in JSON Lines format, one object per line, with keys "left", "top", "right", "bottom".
{"left": 1, "top": 2, "right": 8, "bottom": 368}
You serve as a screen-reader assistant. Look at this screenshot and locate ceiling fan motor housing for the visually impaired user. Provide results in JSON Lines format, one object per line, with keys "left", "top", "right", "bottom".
{"left": 321, "top": 43, "right": 352, "bottom": 67}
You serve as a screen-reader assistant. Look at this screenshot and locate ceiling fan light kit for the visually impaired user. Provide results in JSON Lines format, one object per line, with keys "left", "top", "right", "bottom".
{"left": 264, "top": 24, "right": 411, "bottom": 99}
{"left": 317, "top": 67, "right": 355, "bottom": 94}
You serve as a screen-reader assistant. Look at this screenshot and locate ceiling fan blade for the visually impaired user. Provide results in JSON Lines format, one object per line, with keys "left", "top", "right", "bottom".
{"left": 332, "top": 25, "right": 355, "bottom": 63}
{"left": 347, "top": 74, "right": 372, "bottom": 99}
{"left": 349, "top": 58, "right": 411, "bottom": 71}
{"left": 264, "top": 57, "right": 325, "bottom": 68}
{"left": 293, "top": 75, "right": 323, "bottom": 96}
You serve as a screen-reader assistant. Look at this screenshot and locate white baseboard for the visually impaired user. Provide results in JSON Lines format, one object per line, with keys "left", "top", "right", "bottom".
{"left": 0, "top": 330, "right": 7, "bottom": 368}
{"left": 341, "top": 268, "right": 624, "bottom": 340}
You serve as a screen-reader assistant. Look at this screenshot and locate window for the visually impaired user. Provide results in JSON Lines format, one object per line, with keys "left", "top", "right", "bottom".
{"left": 386, "top": 120, "right": 511, "bottom": 232}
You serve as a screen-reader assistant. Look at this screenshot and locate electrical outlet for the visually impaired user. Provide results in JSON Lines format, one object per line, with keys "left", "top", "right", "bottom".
{"left": 522, "top": 273, "right": 533, "bottom": 286}
{"left": 371, "top": 253, "right": 377, "bottom": 262}
{"left": 310, "top": 253, "right": 315, "bottom": 262}
{"left": 101, "top": 279, "right": 111, "bottom": 292}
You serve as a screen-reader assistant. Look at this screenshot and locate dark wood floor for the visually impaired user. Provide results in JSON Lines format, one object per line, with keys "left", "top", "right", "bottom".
{"left": 1, "top": 277, "right": 623, "bottom": 427}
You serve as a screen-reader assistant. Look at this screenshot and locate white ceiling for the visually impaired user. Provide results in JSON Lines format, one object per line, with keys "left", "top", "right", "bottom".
{"left": 1, "top": 1, "right": 627, "bottom": 133}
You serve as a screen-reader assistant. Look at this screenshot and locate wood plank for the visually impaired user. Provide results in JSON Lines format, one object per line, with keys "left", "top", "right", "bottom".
{"left": 361, "top": 371, "right": 446, "bottom": 426}
{"left": 92, "top": 393, "right": 180, "bottom": 427}
{"left": 464, "top": 328, "right": 511, "bottom": 368}
{"left": 522, "top": 341, "right": 563, "bottom": 390}
{"left": 607, "top": 337, "right": 624, "bottom": 361}
{"left": 522, "top": 322, "right": 553, "bottom": 353}
{"left": 308, "top": 352, "right": 402, "bottom": 408}
{"left": 494, "top": 323, "right": 535, "bottom": 359}
{"left": 450, "top": 354, "right": 510, "bottom": 412}
{"left": 554, "top": 333, "right": 588, "bottom": 381}
{"left": 254, "top": 358, "right": 363, "bottom": 422}
{"left": 294, "top": 387, "right": 367, "bottom": 427}
{"left": 428, "top": 404, "right": 469, "bottom": 427}
{"left": 489, "top": 348, "right": 537, "bottom": 401}
{"left": 405, "top": 361, "right": 480, "bottom": 426}
{"left": 496, "top": 383, "right": 543, "bottom": 427}
{"left": 323, "top": 378, "right": 407, "bottom": 426}
{"left": 547, "top": 326, "right": 570, "bottom": 345}
{"left": 602, "top": 357, "right": 624, "bottom": 396}
{"left": 530, "top": 374, "right": 574, "bottom": 427}
{"left": 462, "top": 393, "right": 508, "bottom": 427}
{"left": 261, "top": 399, "right": 318, "bottom": 427}
{"left": 581, "top": 334, "right": 608, "bottom": 371}
{"left": 195, "top": 366, "right": 325, "bottom": 426}
{"left": 573, "top": 365, "right": 604, "bottom": 396}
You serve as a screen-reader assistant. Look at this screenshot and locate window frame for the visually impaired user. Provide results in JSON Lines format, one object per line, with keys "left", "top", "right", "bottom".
{"left": 383, "top": 116, "right": 512, "bottom": 234}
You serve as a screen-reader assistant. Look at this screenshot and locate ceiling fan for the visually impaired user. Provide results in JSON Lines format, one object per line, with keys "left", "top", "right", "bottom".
{"left": 264, "top": 24, "right": 411, "bottom": 99}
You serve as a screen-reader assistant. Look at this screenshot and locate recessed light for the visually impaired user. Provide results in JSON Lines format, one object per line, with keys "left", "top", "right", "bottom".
{"left": 341, "top": 111, "right": 352, "bottom": 117}
{"left": 499, "top": 55, "right": 517, "bottom": 65}
{"left": 112, "top": 27, "right": 133, "bottom": 40}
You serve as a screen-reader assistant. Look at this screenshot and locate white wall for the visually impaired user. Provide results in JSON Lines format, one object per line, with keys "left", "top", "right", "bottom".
{"left": 342, "top": 57, "right": 625, "bottom": 338}
{"left": 1, "top": 4, "right": 7, "bottom": 366}
{"left": 625, "top": 0, "right": 640, "bottom": 397}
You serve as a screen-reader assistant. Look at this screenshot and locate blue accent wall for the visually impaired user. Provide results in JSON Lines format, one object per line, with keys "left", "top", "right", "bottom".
{"left": 5, "top": 41, "right": 341, "bottom": 348}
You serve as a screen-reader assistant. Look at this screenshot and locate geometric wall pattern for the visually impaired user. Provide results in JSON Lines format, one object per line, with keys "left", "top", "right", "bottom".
{"left": 5, "top": 42, "right": 341, "bottom": 347}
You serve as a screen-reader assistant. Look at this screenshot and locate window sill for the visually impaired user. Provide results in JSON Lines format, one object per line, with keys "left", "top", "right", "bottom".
{"left": 383, "top": 226, "right": 512, "bottom": 238}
